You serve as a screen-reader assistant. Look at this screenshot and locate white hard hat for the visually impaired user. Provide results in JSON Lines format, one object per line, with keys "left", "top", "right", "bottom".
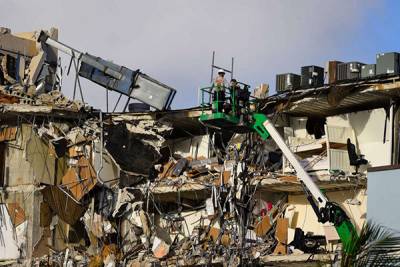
{"left": 218, "top": 69, "right": 225, "bottom": 74}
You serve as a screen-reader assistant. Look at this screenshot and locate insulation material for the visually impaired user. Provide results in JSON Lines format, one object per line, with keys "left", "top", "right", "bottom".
{"left": 6, "top": 202, "right": 25, "bottom": 226}
{"left": 61, "top": 157, "right": 97, "bottom": 201}
{"left": 0, "top": 204, "right": 20, "bottom": 260}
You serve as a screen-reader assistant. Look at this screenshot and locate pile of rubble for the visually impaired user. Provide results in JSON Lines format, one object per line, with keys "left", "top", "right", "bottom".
{"left": 0, "top": 108, "right": 345, "bottom": 266}
{"left": 0, "top": 27, "right": 84, "bottom": 111}
{"left": 40, "top": 127, "right": 334, "bottom": 266}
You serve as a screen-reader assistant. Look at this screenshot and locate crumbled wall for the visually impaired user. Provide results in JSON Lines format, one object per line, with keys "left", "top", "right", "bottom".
{"left": 167, "top": 134, "right": 210, "bottom": 159}
{"left": 4, "top": 124, "right": 68, "bottom": 186}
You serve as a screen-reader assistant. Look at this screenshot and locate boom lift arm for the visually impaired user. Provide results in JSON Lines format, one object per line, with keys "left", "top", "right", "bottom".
{"left": 252, "top": 113, "right": 357, "bottom": 252}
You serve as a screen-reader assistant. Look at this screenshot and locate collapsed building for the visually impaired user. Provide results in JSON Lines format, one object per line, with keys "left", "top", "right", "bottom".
{"left": 0, "top": 27, "right": 398, "bottom": 266}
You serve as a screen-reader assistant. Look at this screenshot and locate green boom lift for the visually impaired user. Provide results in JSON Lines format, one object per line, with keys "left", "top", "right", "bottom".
{"left": 199, "top": 82, "right": 358, "bottom": 253}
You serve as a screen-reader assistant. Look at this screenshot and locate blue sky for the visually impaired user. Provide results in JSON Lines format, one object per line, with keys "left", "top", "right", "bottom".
{"left": 336, "top": 0, "right": 400, "bottom": 65}
{"left": 1, "top": 0, "right": 399, "bottom": 110}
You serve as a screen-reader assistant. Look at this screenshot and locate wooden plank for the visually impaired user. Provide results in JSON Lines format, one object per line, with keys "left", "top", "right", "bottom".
{"left": 158, "top": 161, "right": 175, "bottom": 179}
{"left": 255, "top": 215, "right": 272, "bottom": 237}
{"left": 273, "top": 218, "right": 288, "bottom": 255}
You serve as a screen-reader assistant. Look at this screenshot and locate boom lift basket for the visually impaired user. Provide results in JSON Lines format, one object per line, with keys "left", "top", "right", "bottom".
{"left": 199, "top": 85, "right": 255, "bottom": 131}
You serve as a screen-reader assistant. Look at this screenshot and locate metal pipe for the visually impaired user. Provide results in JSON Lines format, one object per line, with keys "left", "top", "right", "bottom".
{"left": 44, "top": 37, "right": 81, "bottom": 58}
{"left": 106, "top": 89, "right": 109, "bottom": 113}
{"left": 43, "top": 35, "right": 122, "bottom": 80}
{"left": 113, "top": 93, "right": 123, "bottom": 112}
{"left": 210, "top": 51, "right": 215, "bottom": 83}
{"left": 389, "top": 100, "right": 394, "bottom": 164}
{"left": 96, "top": 111, "right": 104, "bottom": 182}
{"left": 231, "top": 57, "right": 234, "bottom": 80}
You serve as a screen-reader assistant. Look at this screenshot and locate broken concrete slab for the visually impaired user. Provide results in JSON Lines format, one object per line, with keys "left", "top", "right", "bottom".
{"left": 0, "top": 30, "right": 38, "bottom": 57}
{"left": 27, "top": 51, "right": 45, "bottom": 85}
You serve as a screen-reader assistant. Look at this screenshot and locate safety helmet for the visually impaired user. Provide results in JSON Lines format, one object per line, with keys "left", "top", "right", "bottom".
{"left": 218, "top": 69, "right": 225, "bottom": 74}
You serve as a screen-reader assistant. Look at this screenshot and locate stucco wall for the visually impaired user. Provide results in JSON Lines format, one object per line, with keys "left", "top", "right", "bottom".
{"left": 287, "top": 189, "right": 367, "bottom": 235}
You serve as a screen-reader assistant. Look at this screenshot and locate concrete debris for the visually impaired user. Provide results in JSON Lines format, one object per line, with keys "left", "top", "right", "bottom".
{"left": 36, "top": 90, "right": 84, "bottom": 111}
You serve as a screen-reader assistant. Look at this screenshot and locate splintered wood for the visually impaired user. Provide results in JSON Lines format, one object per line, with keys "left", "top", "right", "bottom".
{"left": 273, "top": 218, "right": 289, "bottom": 255}
{"left": 214, "top": 170, "right": 231, "bottom": 186}
{"left": 6, "top": 202, "right": 25, "bottom": 226}
{"left": 255, "top": 216, "right": 272, "bottom": 237}
{"left": 61, "top": 157, "right": 97, "bottom": 201}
